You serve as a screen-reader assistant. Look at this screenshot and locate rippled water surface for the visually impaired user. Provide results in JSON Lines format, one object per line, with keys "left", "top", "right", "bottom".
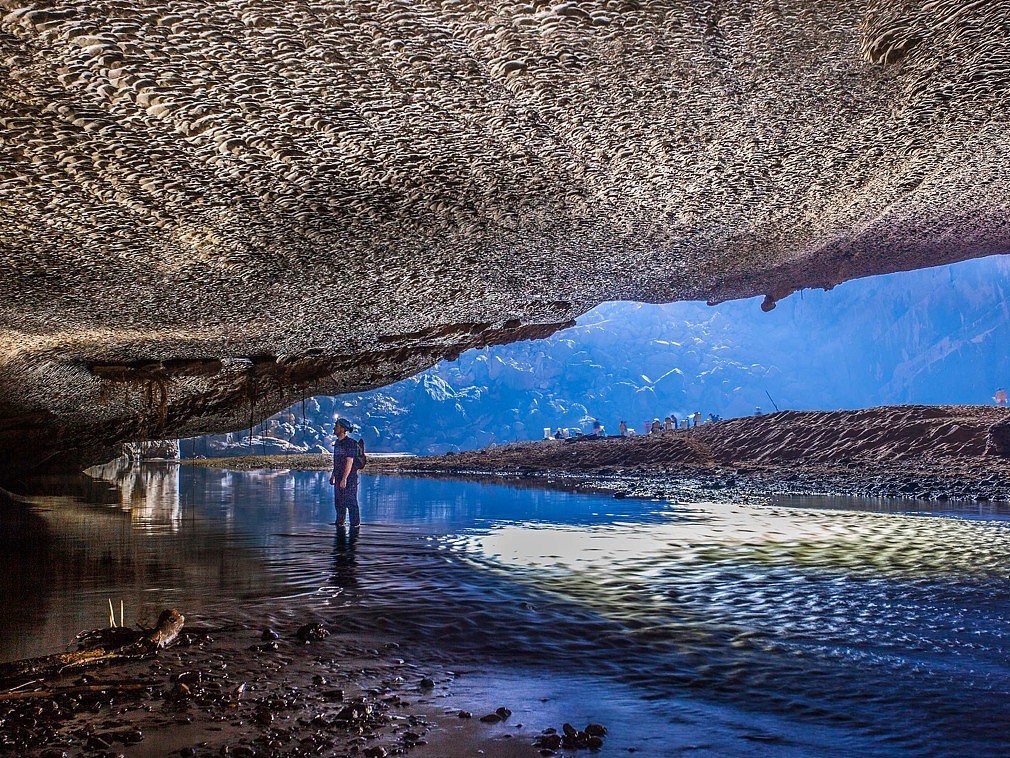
{"left": 4, "top": 466, "right": 1010, "bottom": 755}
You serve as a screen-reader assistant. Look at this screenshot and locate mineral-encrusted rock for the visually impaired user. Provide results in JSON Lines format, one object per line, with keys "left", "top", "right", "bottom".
{"left": 2, "top": 1, "right": 1010, "bottom": 480}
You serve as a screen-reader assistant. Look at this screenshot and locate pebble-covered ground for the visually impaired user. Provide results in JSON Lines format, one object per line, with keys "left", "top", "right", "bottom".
{"left": 0, "top": 616, "right": 557, "bottom": 757}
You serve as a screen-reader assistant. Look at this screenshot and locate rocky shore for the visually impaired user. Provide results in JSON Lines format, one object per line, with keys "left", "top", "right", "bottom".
{"left": 0, "top": 611, "right": 546, "bottom": 758}
{"left": 189, "top": 406, "right": 1010, "bottom": 504}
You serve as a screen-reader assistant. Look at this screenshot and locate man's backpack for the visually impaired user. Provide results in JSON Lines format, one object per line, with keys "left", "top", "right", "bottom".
{"left": 353, "top": 437, "right": 367, "bottom": 470}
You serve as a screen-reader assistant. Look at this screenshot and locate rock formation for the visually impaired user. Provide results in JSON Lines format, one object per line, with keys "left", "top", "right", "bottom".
{"left": 2, "top": 0, "right": 1010, "bottom": 480}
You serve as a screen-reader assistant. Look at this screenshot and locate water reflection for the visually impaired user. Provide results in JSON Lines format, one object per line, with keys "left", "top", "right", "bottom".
{"left": 331, "top": 527, "right": 359, "bottom": 594}
{"left": 1, "top": 464, "right": 299, "bottom": 659}
{"left": 4, "top": 469, "right": 1010, "bottom": 753}
{"left": 0, "top": 498, "right": 55, "bottom": 661}
{"left": 85, "top": 458, "right": 182, "bottom": 524}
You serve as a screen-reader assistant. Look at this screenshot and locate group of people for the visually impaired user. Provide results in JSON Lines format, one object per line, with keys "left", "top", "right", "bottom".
{"left": 546, "top": 411, "right": 728, "bottom": 442}
{"left": 620, "top": 412, "right": 723, "bottom": 436}
{"left": 550, "top": 421, "right": 606, "bottom": 439}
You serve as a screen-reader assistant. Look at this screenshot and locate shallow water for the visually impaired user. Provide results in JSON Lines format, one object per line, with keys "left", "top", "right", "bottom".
{"left": 3, "top": 466, "right": 1010, "bottom": 755}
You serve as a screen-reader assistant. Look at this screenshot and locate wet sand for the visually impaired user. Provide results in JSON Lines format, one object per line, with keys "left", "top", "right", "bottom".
{"left": 188, "top": 405, "right": 1010, "bottom": 503}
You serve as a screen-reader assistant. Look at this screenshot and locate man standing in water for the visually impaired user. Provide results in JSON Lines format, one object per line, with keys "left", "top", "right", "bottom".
{"left": 329, "top": 418, "right": 361, "bottom": 528}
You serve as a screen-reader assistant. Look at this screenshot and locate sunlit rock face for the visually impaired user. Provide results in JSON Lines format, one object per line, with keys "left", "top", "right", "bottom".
{"left": 1, "top": 0, "right": 1009, "bottom": 479}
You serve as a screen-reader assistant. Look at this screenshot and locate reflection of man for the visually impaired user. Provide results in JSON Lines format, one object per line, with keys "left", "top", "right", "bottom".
{"left": 332, "top": 524, "right": 358, "bottom": 592}
{"left": 329, "top": 418, "right": 360, "bottom": 528}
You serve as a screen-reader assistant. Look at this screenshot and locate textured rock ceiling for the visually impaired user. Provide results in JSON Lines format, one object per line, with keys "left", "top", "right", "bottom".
{"left": 2, "top": 0, "right": 1010, "bottom": 479}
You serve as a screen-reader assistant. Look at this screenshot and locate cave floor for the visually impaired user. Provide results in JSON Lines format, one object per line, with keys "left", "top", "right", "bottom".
{"left": 1, "top": 467, "right": 1008, "bottom": 756}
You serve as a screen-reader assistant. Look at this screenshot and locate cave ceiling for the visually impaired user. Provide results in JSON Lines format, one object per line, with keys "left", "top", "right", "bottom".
{"left": 1, "top": 0, "right": 1009, "bottom": 478}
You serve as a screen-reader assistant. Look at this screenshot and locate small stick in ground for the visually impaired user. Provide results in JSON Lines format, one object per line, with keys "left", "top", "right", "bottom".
{"left": 0, "top": 682, "right": 152, "bottom": 701}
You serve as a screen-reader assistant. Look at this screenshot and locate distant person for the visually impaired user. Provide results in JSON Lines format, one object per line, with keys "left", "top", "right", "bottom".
{"left": 598, "top": 424, "right": 606, "bottom": 436}
{"left": 554, "top": 428, "right": 564, "bottom": 440}
{"left": 671, "top": 416, "right": 678, "bottom": 429}
{"left": 619, "top": 420, "right": 627, "bottom": 437}
{"left": 693, "top": 411, "right": 701, "bottom": 427}
{"left": 651, "top": 418, "right": 662, "bottom": 434}
{"left": 329, "top": 418, "right": 363, "bottom": 529}
{"left": 754, "top": 407, "right": 762, "bottom": 416}
{"left": 664, "top": 416, "right": 673, "bottom": 431}
{"left": 592, "top": 420, "right": 603, "bottom": 436}
{"left": 996, "top": 389, "right": 1008, "bottom": 407}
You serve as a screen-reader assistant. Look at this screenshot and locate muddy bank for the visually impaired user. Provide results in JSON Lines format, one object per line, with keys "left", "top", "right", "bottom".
{"left": 0, "top": 608, "right": 544, "bottom": 757}
{"left": 293, "top": 406, "right": 1010, "bottom": 503}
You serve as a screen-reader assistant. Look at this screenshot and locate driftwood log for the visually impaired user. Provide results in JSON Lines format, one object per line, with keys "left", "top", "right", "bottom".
{"left": 0, "top": 609, "right": 184, "bottom": 687}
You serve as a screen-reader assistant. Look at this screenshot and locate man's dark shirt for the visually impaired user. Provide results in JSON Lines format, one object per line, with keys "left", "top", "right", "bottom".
{"left": 333, "top": 436, "right": 359, "bottom": 484}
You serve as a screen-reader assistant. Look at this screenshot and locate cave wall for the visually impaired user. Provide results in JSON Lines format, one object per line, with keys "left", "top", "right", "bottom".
{"left": 2, "top": 0, "right": 1010, "bottom": 479}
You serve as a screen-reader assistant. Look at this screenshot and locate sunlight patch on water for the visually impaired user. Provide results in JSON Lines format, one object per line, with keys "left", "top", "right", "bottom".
{"left": 453, "top": 500, "right": 1010, "bottom": 586}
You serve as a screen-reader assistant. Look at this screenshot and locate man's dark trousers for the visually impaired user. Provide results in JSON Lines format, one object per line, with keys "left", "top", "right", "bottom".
{"left": 335, "top": 478, "right": 360, "bottom": 527}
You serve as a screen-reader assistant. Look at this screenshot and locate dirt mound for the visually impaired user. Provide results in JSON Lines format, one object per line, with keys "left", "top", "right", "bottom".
{"left": 698, "top": 406, "right": 1000, "bottom": 466}
{"left": 371, "top": 406, "right": 1010, "bottom": 477}
{"left": 400, "top": 433, "right": 712, "bottom": 473}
